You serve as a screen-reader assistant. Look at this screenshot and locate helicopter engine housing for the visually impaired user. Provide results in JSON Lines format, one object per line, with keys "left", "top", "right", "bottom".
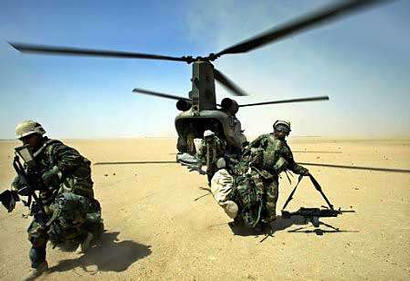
{"left": 221, "top": 98, "right": 239, "bottom": 115}
{"left": 176, "top": 99, "right": 192, "bottom": 111}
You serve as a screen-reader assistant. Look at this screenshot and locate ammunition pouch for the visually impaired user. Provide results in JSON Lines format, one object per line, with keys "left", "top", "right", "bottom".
{"left": 249, "top": 148, "right": 264, "bottom": 167}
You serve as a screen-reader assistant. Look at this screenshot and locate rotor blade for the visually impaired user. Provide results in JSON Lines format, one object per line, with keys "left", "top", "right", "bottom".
{"left": 132, "top": 88, "right": 190, "bottom": 101}
{"left": 298, "top": 162, "right": 410, "bottom": 174}
{"left": 9, "top": 42, "right": 192, "bottom": 63}
{"left": 214, "top": 68, "right": 248, "bottom": 96}
{"left": 216, "top": 0, "right": 389, "bottom": 57}
{"left": 239, "top": 96, "right": 329, "bottom": 107}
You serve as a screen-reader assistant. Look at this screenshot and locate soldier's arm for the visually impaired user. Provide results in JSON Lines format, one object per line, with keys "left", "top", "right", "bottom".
{"left": 196, "top": 141, "right": 208, "bottom": 166}
{"left": 216, "top": 137, "right": 227, "bottom": 154}
{"left": 289, "top": 161, "right": 309, "bottom": 175}
{"left": 221, "top": 138, "right": 227, "bottom": 150}
{"left": 248, "top": 134, "right": 268, "bottom": 148}
{"left": 52, "top": 143, "right": 85, "bottom": 176}
{"left": 282, "top": 146, "right": 309, "bottom": 175}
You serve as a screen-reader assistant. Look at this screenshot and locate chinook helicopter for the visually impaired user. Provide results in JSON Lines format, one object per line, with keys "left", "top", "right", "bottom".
{"left": 9, "top": 0, "right": 389, "bottom": 155}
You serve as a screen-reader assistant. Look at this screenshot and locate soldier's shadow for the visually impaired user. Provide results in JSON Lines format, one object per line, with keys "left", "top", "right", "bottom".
{"left": 49, "top": 231, "right": 151, "bottom": 274}
{"left": 228, "top": 215, "right": 307, "bottom": 237}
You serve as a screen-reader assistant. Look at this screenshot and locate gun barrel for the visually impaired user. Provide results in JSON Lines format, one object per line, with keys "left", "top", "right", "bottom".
{"left": 282, "top": 207, "right": 355, "bottom": 219}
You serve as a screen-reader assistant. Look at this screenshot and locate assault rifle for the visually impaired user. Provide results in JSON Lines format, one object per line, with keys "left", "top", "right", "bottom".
{"left": 0, "top": 145, "right": 49, "bottom": 227}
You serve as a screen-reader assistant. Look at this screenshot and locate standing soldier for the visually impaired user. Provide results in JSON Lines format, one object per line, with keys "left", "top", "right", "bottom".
{"left": 197, "top": 130, "right": 226, "bottom": 185}
{"left": 248, "top": 120, "right": 309, "bottom": 226}
{"left": 7, "top": 120, "right": 103, "bottom": 280}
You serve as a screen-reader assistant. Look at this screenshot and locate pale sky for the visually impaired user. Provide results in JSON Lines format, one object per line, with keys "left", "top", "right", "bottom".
{"left": 0, "top": 0, "right": 409, "bottom": 139}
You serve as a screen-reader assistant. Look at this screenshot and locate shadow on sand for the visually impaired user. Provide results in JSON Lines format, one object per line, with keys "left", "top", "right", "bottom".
{"left": 49, "top": 231, "right": 151, "bottom": 274}
{"left": 228, "top": 215, "right": 306, "bottom": 237}
{"left": 228, "top": 215, "right": 357, "bottom": 240}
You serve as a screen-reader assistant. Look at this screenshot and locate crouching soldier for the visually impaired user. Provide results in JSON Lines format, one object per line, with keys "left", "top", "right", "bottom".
{"left": 8, "top": 120, "right": 103, "bottom": 280}
{"left": 209, "top": 156, "right": 267, "bottom": 231}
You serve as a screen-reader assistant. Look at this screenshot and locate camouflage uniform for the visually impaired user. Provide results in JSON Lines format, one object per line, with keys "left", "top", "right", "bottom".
{"left": 197, "top": 135, "right": 226, "bottom": 184}
{"left": 248, "top": 133, "right": 308, "bottom": 222}
{"left": 12, "top": 137, "right": 102, "bottom": 268}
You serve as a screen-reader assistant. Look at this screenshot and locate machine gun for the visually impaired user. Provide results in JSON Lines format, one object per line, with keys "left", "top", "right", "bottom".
{"left": 281, "top": 174, "right": 355, "bottom": 230}
{"left": 282, "top": 207, "right": 355, "bottom": 227}
{"left": 0, "top": 145, "right": 49, "bottom": 227}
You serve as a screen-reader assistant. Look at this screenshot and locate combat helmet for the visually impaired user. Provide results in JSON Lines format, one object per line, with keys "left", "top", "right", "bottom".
{"left": 203, "top": 130, "right": 215, "bottom": 139}
{"left": 15, "top": 120, "right": 46, "bottom": 139}
{"left": 216, "top": 157, "right": 226, "bottom": 169}
{"left": 273, "top": 120, "right": 291, "bottom": 134}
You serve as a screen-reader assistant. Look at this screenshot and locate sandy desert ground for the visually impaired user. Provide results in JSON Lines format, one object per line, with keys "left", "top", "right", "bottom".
{"left": 0, "top": 137, "right": 409, "bottom": 281}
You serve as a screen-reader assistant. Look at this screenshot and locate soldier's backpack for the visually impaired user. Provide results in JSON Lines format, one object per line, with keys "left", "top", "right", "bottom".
{"left": 234, "top": 172, "right": 264, "bottom": 228}
{"left": 47, "top": 192, "right": 103, "bottom": 250}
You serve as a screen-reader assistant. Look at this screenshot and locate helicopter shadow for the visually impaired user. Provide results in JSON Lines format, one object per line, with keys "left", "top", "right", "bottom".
{"left": 48, "top": 231, "right": 151, "bottom": 275}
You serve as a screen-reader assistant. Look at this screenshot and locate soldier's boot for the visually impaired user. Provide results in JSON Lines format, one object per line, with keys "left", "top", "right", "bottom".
{"left": 220, "top": 200, "right": 239, "bottom": 219}
{"left": 261, "top": 214, "right": 277, "bottom": 231}
{"left": 23, "top": 261, "right": 48, "bottom": 281}
{"left": 268, "top": 216, "right": 277, "bottom": 230}
{"left": 253, "top": 222, "right": 263, "bottom": 233}
{"left": 228, "top": 215, "right": 243, "bottom": 228}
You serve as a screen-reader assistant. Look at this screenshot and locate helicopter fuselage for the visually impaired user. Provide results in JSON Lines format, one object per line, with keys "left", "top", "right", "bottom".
{"left": 174, "top": 60, "right": 247, "bottom": 154}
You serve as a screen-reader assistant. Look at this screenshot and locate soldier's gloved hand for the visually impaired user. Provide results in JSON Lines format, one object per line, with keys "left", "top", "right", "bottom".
{"left": 301, "top": 168, "right": 310, "bottom": 176}
{"left": 42, "top": 166, "right": 62, "bottom": 187}
{"left": 0, "top": 190, "right": 18, "bottom": 212}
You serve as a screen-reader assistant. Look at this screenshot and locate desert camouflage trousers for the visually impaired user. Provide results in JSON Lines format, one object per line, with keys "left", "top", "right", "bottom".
{"left": 262, "top": 178, "right": 279, "bottom": 222}
{"left": 247, "top": 173, "right": 279, "bottom": 223}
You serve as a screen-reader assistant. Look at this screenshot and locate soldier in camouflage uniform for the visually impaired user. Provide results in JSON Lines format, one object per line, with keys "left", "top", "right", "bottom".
{"left": 210, "top": 155, "right": 269, "bottom": 230}
{"left": 10, "top": 120, "right": 103, "bottom": 280}
{"left": 247, "top": 120, "right": 309, "bottom": 225}
{"left": 197, "top": 130, "right": 226, "bottom": 185}
{"left": 209, "top": 121, "right": 309, "bottom": 231}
